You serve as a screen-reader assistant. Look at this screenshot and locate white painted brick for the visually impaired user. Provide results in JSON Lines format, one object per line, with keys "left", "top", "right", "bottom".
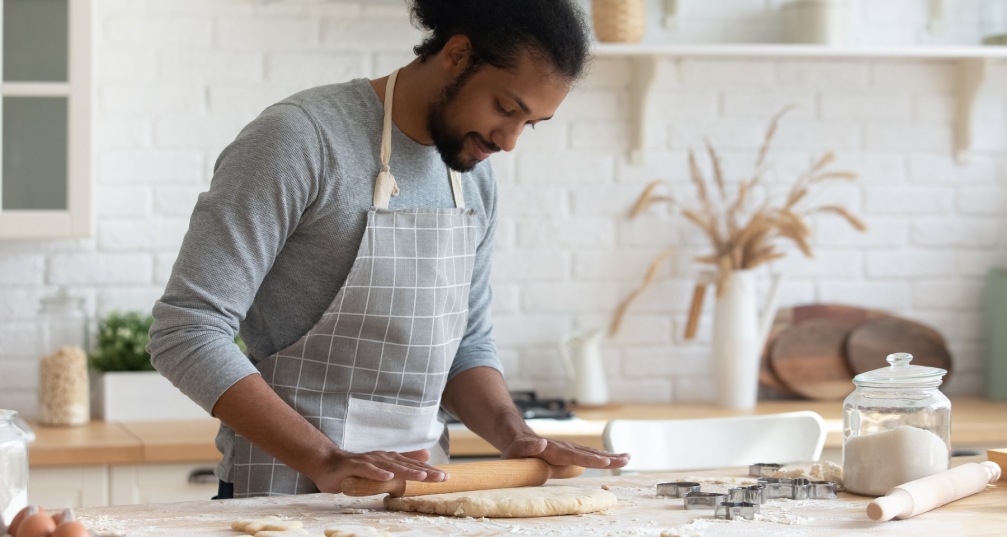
{"left": 956, "top": 251, "right": 1007, "bottom": 278}
{"left": 48, "top": 254, "right": 153, "bottom": 285}
{"left": 571, "top": 186, "right": 652, "bottom": 218}
{"left": 615, "top": 153, "right": 689, "bottom": 184}
{"left": 972, "top": 117, "right": 1007, "bottom": 153}
{"left": 650, "top": 91, "right": 719, "bottom": 119}
{"left": 911, "top": 219, "right": 1001, "bottom": 248}
{"left": 865, "top": 122, "right": 952, "bottom": 152}
{"left": 94, "top": 0, "right": 147, "bottom": 16}
{"left": 493, "top": 315, "right": 572, "bottom": 347}
{"left": 864, "top": 186, "right": 953, "bottom": 215}
{"left": 863, "top": 0, "right": 929, "bottom": 25}
{"left": 776, "top": 60, "right": 869, "bottom": 89}
{"left": 908, "top": 154, "right": 997, "bottom": 184}
{"left": 786, "top": 250, "right": 863, "bottom": 278}
{"left": 489, "top": 152, "right": 516, "bottom": 184}
{"left": 96, "top": 287, "right": 165, "bottom": 317}
{"left": 912, "top": 280, "right": 983, "bottom": 310}
{"left": 149, "top": 0, "right": 254, "bottom": 15}
{"left": 95, "top": 50, "right": 156, "bottom": 83}
{"left": 607, "top": 378, "right": 673, "bottom": 403}
{"left": 492, "top": 220, "right": 516, "bottom": 252}
{"left": 0, "top": 255, "right": 45, "bottom": 286}
{"left": 680, "top": 59, "right": 777, "bottom": 87}
{"left": 671, "top": 377, "right": 716, "bottom": 403}
{"left": 669, "top": 118, "right": 770, "bottom": 151}
{"left": 0, "top": 323, "right": 40, "bottom": 358}
{"left": 516, "top": 153, "right": 613, "bottom": 185}
{"left": 582, "top": 59, "right": 632, "bottom": 90}
{"left": 94, "top": 118, "right": 154, "bottom": 150}
{"left": 155, "top": 115, "right": 252, "bottom": 152}
{"left": 866, "top": 251, "right": 959, "bottom": 278}
{"left": 160, "top": 51, "right": 264, "bottom": 83}
{"left": 819, "top": 93, "right": 913, "bottom": 121}
{"left": 914, "top": 94, "right": 956, "bottom": 122}
{"left": 560, "top": 90, "right": 625, "bottom": 120}
{"left": 616, "top": 216, "right": 681, "bottom": 248}
{"left": 154, "top": 253, "right": 178, "bottom": 285}
{"left": 511, "top": 122, "right": 568, "bottom": 152}
{"left": 517, "top": 219, "right": 616, "bottom": 249}
{"left": 0, "top": 289, "right": 47, "bottom": 321}
{"left": 957, "top": 309, "right": 984, "bottom": 342}
{"left": 606, "top": 314, "right": 675, "bottom": 346}
{"left": 104, "top": 17, "right": 213, "bottom": 49}
{"left": 498, "top": 185, "right": 569, "bottom": 216}
{"left": 371, "top": 51, "right": 414, "bottom": 78}
{"left": 522, "top": 283, "right": 619, "bottom": 314}
{"left": 818, "top": 280, "right": 911, "bottom": 309}
{"left": 256, "top": 0, "right": 360, "bottom": 17}
{"left": 100, "top": 84, "right": 206, "bottom": 116}
{"left": 266, "top": 51, "right": 365, "bottom": 85}
{"left": 320, "top": 18, "right": 421, "bottom": 50}
{"left": 871, "top": 61, "right": 957, "bottom": 93}
{"left": 769, "top": 120, "right": 863, "bottom": 152}
{"left": 0, "top": 391, "right": 38, "bottom": 420}
{"left": 845, "top": 153, "right": 907, "bottom": 185}
{"left": 572, "top": 251, "right": 674, "bottom": 282}
{"left": 685, "top": 0, "right": 768, "bottom": 18}
{"left": 0, "top": 360, "right": 37, "bottom": 392}
{"left": 773, "top": 281, "right": 820, "bottom": 309}
{"left": 492, "top": 251, "right": 568, "bottom": 282}
{"left": 98, "top": 150, "right": 205, "bottom": 185}
{"left": 624, "top": 346, "right": 712, "bottom": 378}
{"left": 97, "top": 187, "right": 153, "bottom": 218}
{"left": 909, "top": 310, "right": 960, "bottom": 341}
{"left": 153, "top": 187, "right": 203, "bottom": 218}
{"left": 569, "top": 120, "right": 632, "bottom": 152}
{"left": 722, "top": 91, "right": 815, "bottom": 119}
{"left": 98, "top": 218, "right": 190, "bottom": 252}
{"left": 206, "top": 85, "right": 305, "bottom": 117}
{"left": 217, "top": 18, "right": 320, "bottom": 50}
{"left": 625, "top": 279, "right": 701, "bottom": 314}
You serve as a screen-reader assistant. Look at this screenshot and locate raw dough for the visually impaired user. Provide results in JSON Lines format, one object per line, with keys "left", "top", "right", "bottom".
{"left": 231, "top": 516, "right": 303, "bottom": 534}
{"left": 324, "top": 526, "right": 391, "bottom": 537}
{"left": 255, "top": 531, "right": 322, "bottom": 537}
{"left": 383, "top": 485, "right": 617, "bottom": 518}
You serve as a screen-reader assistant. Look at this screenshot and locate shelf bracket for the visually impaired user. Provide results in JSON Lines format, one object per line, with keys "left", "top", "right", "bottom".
{"left": 928, "top": 0, "right": 945, "bottom": 34}
{"left": 628, "top": 56, "right": 659, "bottom": 164}
{"left": 955, "top": 58, "right": 988, "bottom": 165}
{"left": 663, "top": 0, "right": 680, "bottom": 30}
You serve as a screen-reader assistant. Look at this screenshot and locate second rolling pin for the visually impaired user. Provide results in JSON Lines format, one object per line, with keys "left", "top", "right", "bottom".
{"left": 341, "top": 458, "right": 584, "bottom": 497}
{"left": 867, "top": 461, "right": 1002, "bottom": 521}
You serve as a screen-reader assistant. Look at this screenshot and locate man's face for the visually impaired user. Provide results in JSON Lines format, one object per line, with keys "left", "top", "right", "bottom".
{"left": 427, "top": 53, "right": 570, "bottom": 172}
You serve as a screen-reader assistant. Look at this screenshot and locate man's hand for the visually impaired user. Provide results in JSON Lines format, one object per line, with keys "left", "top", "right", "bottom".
{"left": 311, "top": 448, "right": 450, "bottom": 493}
{"left": 501, "top": 435, "right": 630, "bottom": 470}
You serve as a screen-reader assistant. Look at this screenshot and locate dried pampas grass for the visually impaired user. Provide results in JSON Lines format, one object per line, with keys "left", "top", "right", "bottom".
{"left": 609, "top": 107, "right": 866, "bottom": 337}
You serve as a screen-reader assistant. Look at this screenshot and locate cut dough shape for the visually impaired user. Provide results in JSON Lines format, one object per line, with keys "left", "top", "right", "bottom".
{"left": 324, "top": 526, "right": 391, "bottom": 537}
{"left": 231, "top": 516, "right": 303, "bottom": 534}
{"left": 255, "top": 531, "right": 322, "bottom": 537}
{"left": 383, "top": 485, "right": 617, "bottom": 518}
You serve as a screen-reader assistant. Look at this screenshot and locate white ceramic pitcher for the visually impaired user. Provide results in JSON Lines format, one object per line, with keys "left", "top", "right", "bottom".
{"left": 558, "top": 329, "right": 609, "bottom": 406}
{"left": 710, "top": 269, "right": 784, "bottom": 409}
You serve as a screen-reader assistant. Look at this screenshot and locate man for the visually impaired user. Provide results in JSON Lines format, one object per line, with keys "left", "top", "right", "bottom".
{"left": 148, "top": 0, "right": 629, "bottom": 498}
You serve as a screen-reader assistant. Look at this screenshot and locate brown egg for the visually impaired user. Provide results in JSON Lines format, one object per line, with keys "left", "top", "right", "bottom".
{"left": 13, "top": 511, "right": 56, "bottom": 537}
{"left": 52, "top": 521, "right": 90, "bottom": 537}
{"left": 8, "top": 505, "right": 43, "bottom": 536}
{"left": 50, "top": 509, "right": 74, "bottom": 527}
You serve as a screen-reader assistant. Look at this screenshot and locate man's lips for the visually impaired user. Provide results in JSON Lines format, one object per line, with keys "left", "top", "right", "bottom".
{"left": 469, "top": 136, "right": 497, "bottom": 161}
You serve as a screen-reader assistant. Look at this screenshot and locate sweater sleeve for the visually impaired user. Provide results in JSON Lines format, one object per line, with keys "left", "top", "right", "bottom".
{"left": 447, "top": 169, "right": 503, "bottom": 382}
{"left": 147, "top": 103, "right": 324, "bottom": 413}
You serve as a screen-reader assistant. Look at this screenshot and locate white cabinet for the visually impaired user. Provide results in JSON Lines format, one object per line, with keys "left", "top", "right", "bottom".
{"left": 109, "top": 461, "right": 219, "bottom": 505}
{"left": 29, "top": 465, "right": 109, "bottom": 508}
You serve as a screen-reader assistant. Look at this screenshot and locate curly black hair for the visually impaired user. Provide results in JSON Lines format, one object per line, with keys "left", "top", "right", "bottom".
{"left": 409, "top": 0, "right": 591, "bottom": 82}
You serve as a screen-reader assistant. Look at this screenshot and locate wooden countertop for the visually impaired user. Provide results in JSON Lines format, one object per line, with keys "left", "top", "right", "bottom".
{"left": 73, "top": 463, "right": 1007, "bottom": 536}
{"left": 29, "top": 398, "right": 1007, "bottom": 466}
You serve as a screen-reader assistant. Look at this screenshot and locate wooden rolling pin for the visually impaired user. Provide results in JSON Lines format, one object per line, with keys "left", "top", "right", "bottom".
{"left": 341, "top": 458, "right": 584, "bottom": 497}
{"left": 867, "top": 461, "right": 1002, "bottom": 521}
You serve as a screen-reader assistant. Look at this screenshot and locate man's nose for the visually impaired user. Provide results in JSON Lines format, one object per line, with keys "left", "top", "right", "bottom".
{"left": 492, "top": 123, "right": 523, "bottom": 153}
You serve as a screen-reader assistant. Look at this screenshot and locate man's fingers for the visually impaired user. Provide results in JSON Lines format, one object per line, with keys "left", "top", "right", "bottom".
{"left": 401, "top": 449, "right": 431, "bottom": 463}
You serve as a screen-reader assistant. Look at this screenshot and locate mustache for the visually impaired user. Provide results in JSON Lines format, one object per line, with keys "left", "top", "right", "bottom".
{"left": 470, "top": 133, "right": 500, "bottom": 153}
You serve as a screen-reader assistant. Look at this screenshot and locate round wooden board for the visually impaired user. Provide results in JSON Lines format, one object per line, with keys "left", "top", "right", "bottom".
{"left": 769, "top": 319, "right": 857, "bottom": 400}
{"left": 845, "top": 315, "right": 953, "bottom": 379}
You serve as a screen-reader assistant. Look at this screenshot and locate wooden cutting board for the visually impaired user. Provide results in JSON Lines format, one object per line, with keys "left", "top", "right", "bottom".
{"left": 768, "top": 319, "right": 857, "bottom": 400}
{"left": 759, "top": 304, "right": 880, "bottom": 396}
{"left": 845, "top": 314, "right": 953, "bottom": 380}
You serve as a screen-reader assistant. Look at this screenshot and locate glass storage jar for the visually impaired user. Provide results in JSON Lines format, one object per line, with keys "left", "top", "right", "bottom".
{"left": 37, "top": 287, "right": 90, "bottom": 426}
{"left": 842, "top": 352, "right": 951, "bottom": 496}
{"left": 0, "top": 409, "right": 29, "bottom": 527}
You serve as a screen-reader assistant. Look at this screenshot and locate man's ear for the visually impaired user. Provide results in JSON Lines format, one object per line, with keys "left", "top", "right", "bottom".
{"left": 440, "top": 34, "right": 474, "bottom": 74}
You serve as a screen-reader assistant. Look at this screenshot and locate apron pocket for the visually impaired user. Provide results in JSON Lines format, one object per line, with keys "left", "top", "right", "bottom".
{"left": 342, "top": 397, "right": 445, "bottom": 456}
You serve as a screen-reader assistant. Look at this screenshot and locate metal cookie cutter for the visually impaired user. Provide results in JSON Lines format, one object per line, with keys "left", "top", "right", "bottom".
{"left": 656, "top": 481, "right": 701, "bottom": 498}
{"left": 728, "top": 484, "right": 766, "bottom": 505}
{"left": 757, "top": 477, "right": 787, "bottom": 499}
{"left": 810, "top": 480, "right": 838, "bottom": 500}
{"left": 748, "top": 462, "right": 783, "bottom": 477}
{"left": 715, "top": 501, "right": 760, "bottom": 520}
{"left": 781, "top": 478, "right": 812, "bottom": 500}
{"left": 683, "top": 491, "right": 727, "bottom": 510}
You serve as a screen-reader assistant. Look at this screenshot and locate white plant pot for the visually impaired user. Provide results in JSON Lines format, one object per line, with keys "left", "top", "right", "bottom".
{"left": 90, "top": 371, "right": 208, "bottom": 422}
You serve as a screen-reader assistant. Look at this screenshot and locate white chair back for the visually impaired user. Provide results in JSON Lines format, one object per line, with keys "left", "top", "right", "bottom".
{"left": 603, "top": 411, "right": 827, "bottom": 474}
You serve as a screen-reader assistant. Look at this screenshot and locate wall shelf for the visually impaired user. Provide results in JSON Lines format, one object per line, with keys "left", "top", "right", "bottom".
{"left": 593, "top": 43, "right": 1007, "bottom": 164}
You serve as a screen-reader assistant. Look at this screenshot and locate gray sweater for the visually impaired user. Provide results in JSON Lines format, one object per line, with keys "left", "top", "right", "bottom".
{"left": 148, "top": 79, "right": 501, "bottom": 470}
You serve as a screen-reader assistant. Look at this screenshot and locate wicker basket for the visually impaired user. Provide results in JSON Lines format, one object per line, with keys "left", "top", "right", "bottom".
{"left": 592, "top": 0, "right": 646, "bottom": 43}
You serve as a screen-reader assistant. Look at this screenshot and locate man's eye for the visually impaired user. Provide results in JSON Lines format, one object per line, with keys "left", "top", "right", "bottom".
{"left": 496, "top": 102, "right": 514, "bottom": 116}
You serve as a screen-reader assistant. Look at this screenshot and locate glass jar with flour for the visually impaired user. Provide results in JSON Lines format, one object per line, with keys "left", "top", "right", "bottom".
{"left": 842, "top": 352, "right": 951, "bottom": 496}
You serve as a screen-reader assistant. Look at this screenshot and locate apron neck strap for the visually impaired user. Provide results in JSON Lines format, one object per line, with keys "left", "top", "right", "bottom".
{"left": 373, "top": 69, "right": 466, "bottom": 210}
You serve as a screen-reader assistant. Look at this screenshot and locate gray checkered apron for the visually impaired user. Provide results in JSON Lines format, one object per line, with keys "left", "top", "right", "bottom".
{"left": 231, "top": 69, "right": 477, "bottom": 497}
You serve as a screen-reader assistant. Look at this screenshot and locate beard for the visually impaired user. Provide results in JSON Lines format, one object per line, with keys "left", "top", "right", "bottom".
{"left": 427, "top": 70, "right": 499, "bottom": 173}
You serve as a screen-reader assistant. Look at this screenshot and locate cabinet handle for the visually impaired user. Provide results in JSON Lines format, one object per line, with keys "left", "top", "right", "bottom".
{"left": 187, "top": 468, "right": 217, "bottom": 485}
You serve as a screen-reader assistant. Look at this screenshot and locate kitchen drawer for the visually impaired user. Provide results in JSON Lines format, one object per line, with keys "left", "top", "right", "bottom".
{"left": 29, "top": 465, "right": 110, "bottom": 508}
{"left": 109, "top": 461, "right": 219, "bottom": 505}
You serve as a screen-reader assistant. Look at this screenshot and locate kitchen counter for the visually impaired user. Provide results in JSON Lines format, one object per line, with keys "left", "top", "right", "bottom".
{"left": 29, "top": 398, "right": 1007, "bottom": 466}
{"left": 72, "top": 463, "right": 1007, "bottom": 536}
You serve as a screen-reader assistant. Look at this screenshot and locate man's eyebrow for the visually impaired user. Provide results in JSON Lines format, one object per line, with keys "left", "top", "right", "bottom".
{"left": 505, "top": 91, "right": 553, "bottom": 121}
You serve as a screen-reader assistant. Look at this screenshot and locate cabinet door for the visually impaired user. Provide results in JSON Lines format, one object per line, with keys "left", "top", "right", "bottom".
{"left": 109, "top": 462, "right": 219, "bottom": 505}
{"left": 29, "top": 465, "right": 109, "bottom": 508}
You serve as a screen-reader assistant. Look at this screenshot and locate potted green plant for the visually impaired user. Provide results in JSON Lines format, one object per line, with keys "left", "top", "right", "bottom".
{"left": 89, "top": 311, "right": 211, "bottom": 421}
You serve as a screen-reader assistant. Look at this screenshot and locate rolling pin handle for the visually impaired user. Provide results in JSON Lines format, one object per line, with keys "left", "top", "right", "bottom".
{"left": 341, "top": 476, "right": 407, "bottom": 497}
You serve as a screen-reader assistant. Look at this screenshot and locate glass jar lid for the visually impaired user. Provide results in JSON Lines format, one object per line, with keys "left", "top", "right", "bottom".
{"left": 852, "top": 352, "right": 947, "bottom": 388}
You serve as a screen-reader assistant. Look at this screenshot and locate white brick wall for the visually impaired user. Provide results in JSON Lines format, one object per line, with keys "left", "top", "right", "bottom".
{"left": 1, "top": 0, "right": 1005, "bottom": 417}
